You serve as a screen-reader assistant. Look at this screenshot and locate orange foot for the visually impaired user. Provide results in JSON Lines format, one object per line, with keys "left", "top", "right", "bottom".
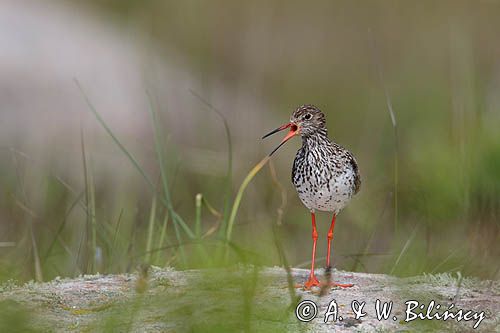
{"left": 326, "top": 281, "right": 354, "bottom": 288}
{"left": 302, "top": 275, "right": 321, "bottom": 290}
{"left": 294, "top": 276, "right": 353, "bottom": 290}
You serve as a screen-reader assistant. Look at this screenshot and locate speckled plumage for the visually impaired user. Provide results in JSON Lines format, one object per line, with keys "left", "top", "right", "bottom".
{"left": 290, "top": 105, "right": 360, "bottom": 213}
{"left": 263, "top": 104, "right": 361, "bottom": 288}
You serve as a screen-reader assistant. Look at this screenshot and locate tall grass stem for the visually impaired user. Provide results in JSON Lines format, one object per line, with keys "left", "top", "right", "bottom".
{"left": 145, "top": 195, "right": 157, "bottom": 264}
{"left": 226, "top": 156, "right": 270, "bottom": 242}
{"left": 195, "top": 193, "right": 202, "bottom": 238}
{"left": 189, "top": 90, "right": 233, "bottom": 239}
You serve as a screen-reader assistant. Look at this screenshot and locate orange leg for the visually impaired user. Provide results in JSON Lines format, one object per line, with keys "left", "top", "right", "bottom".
{"left": 326, "top": 214, "right": 336, "bottom": 268}
{"left": 303, "top": 212, "right": 320, "bottom": 289}
{"left": 325, "top": 214, "right": 353, "bottom": 288}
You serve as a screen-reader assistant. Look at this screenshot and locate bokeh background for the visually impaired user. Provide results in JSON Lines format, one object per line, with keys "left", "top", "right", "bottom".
{"left": 0, "top": 0, "right": 499, "bottom": 286}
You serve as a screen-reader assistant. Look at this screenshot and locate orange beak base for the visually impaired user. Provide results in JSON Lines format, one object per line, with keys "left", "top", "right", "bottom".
{"left": 262, "top": 122, "right": 299, "bottom": 156}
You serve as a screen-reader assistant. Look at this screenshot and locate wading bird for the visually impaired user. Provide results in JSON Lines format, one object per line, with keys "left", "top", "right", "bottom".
{"left": 263, "top": 105, "right": 361, "bottom": 289}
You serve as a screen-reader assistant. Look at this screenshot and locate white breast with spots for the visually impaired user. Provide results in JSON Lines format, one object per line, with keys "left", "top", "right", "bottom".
{"left": 293, "top": 150, "right": 357, "bottom": 214}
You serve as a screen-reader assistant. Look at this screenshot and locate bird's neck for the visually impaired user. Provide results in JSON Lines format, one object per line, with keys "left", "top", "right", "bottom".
{"left": 301, "top": 130, "right": 330, "bottom": 149}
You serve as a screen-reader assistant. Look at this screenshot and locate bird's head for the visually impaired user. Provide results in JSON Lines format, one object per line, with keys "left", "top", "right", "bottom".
{"left": 262, "top": 104, "right": 327, "bottom": 156}
{"left": 290, "top": 105, "right": 327, "bottom": 137}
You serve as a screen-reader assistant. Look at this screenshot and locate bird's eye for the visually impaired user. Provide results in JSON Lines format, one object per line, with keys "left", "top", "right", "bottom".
{"left": 303, "top": 113, "right": 312, "bottom": 120}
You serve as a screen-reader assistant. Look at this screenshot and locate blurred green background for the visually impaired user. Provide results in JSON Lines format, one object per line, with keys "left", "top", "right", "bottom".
{"left": 0, "top": 0, "right": 499, "bottom": 286}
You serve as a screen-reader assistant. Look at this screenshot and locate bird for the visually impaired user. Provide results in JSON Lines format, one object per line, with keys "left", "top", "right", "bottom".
{"left": 262, "top": 105, "right": 361, "bottom": 289}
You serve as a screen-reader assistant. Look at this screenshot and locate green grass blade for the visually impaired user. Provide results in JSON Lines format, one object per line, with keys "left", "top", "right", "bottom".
{"left": 369, "top": 33, "right": 399, "bottom": 233}
{"left": 171, "top": 215, "right": 187, "bottom": 267}
{"left": 146, "top": 91, "right": 195, "bottom": 240}
{"left": 189, "top": 90, "right": 233, "bottom": 239}
{"left": 42, "top": 190, "right": 84, "bottom": 264}
{"left": 226, "top": 156, "right": 270, "bottom": 242}
{"left": 154, "top": 210, "right": 169, "bottom": 264}
{"left": 390, "top": 225, "right": 419, "bottom": 275}
{"left": 75, "top": 80, "right": 194, "bottom": 240}
{"left": 74, "top": 79, "right": 156, "bottom": 191}
{"left": 195, "top": 193, "right": 202, "bottom": 238}
{"left": 11, "top": 152, "right": 44, "bottom": 282}
{"left": 145, "top": 195, "right": 157, "bottom": 264}
{"left": 80, "top": 129, "right": 97, "bottom": 273}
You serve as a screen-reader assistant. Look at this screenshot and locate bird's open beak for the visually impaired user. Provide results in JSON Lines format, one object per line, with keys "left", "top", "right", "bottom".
{"left": 262, "top": 122, "right": 299, "bottom": 156}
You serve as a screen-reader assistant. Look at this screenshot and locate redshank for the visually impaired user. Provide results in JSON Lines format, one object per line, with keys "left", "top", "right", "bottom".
{"left": 263, "top": 105, "right": 361, "bottom": 289}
